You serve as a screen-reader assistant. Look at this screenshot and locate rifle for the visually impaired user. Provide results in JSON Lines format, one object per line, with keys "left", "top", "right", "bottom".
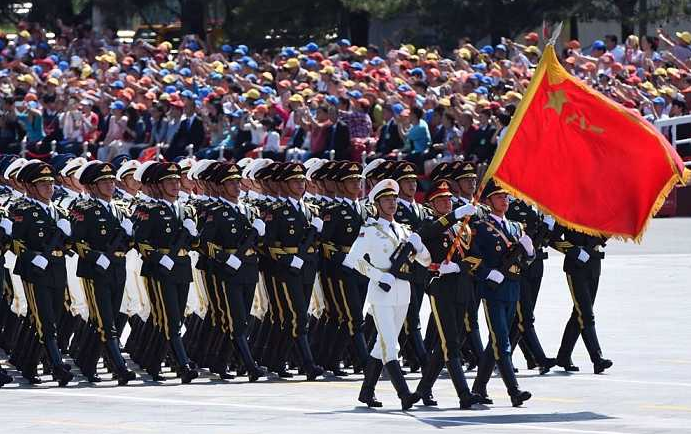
{"left": 378, "top": 241, "right": 416, "bottom": 292}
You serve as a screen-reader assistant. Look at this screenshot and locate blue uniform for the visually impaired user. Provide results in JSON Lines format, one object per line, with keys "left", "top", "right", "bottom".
{"left": 473, "top": 215, "right": 526, "bottom": 359}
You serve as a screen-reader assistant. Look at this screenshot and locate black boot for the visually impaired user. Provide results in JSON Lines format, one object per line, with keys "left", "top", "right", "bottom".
{"left": 235, "top": 335, "right": 265, "bottom": 382}
{"left": 447, "top": 357, "right": 482, "bottom": 409}
{"left": 105, "top": 338, "right": 136, "bottom": 385}
{"left": 415, "top": 352, "right": 444, "bottom": 406}
{"left": 296, "top": 334, "right": 323, "bottom": 381}
{"left": 471, "top": 350, "right": 495, "bottom": 404}
{"left": 384, "top": 360, "right": 420, "bottom": 410}
{"left": 496, "top": 357, "right": 531, "bottom": 407}
{"left": 46, "top": 338, "right": 73, "bottom": 387}
{"left": 581, "top": 325, "right": 612, "bottom": 374}
{"left": 358, "top": 356, "right": 383, "bottom": 408}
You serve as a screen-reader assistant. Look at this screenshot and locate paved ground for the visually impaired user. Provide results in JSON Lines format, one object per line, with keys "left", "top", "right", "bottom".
{"left": 2, "top": 217, "right": 691, "bottom": 434}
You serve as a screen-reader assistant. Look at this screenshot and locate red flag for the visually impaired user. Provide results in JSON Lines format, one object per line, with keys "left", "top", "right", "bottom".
{"left": 483, "top": 45, "right": 690, "bottom": 242}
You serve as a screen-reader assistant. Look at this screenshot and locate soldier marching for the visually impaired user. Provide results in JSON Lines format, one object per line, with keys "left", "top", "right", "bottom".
{"left": 0, "top": 154, "right": 614, "bottom": 410}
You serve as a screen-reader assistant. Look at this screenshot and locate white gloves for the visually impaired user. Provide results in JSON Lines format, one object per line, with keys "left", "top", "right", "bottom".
{"left": 518, "top": 234, "right": 535, "bottom": 257}
{"left": 454, "top": 203, "right": 477, "bottom": 219}
{"left": 577, "top": 248, "right": 590, "bottom": 263}
{"left": 96, "top": 254, "right": 110, "bottom": 270}
{"left": 407, "top": 232, "right": 424, "bottom": 252}
{"left": 57, "top": 218, "right": 72, "bottom": 236}
{"left": 0, "top": 217, "right": 12, "bottom": 235}
{"left": 32, "top": 254, "right": 48, "bottom": 270}
{"left": 290, "top": 256, "right": 304, "bottom": 270}
{"left": 487, "top": 269, "right": 505, "bottom": 284}
{"left": 439, "top": 261, "right": 461, "bottom": 275}
{"left": 226, "top": 254, "right": 242, "bottom": 270}
{"left": 120, "top": 218, "right": 133, "bottom": 236}
{"left": 159, "top": 254, "right": 174, "bottom": 270}
{"left": 543, "top": 214, "right": 556, "bottom": 231}
{"left": 379, "top": 272, "right": 395, "bottom": 288}
{"left": 311, "top": 217, "right": 324, "bottom": 233}
{"left": 252, "top": 219, "right": 266, "bottom": 236}
{"left": 182, "top": 218, "right": 198, "bottom": 237}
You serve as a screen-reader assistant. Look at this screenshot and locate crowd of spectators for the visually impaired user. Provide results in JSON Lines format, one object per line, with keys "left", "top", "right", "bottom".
{"left": 1, "top": 20, "right": 690, "bottom": 173}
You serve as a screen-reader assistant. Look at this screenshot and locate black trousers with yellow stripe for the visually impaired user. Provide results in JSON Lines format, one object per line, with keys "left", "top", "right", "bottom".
{"left": 427, "top": 276, "right": 472, "bottom": 362}
{"left": 417, "top": 275, "right": 473, "bottom": 397}
{"left": 23, "top": 282, "right": 64, "bottom": 344}
{"left": 557, "top": 260, "right": 605, "bottom": 364}
{"left": 82, "top": 273, "right": 125, "bottom": 343}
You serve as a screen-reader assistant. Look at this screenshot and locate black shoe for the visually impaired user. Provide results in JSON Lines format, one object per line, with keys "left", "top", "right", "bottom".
{"left": 526, "top": 360, "right": 537, "bottom": 370}
{"left": 148, "top": 371, "right": 166, "bottom": 382}
{"left": 248, "top": 367, "right": 266, "bottom": 383}
{"left": 180, "top": 365, "right": 198, "bottom": 384}
{"left": 86, "top": 374, "right": 102, "bottom": 383}
{"left": 401, "top": 392, "right": 421, "bottom": 410}
{"left": 212, "top": 366, "right": 235, "bottom": 380}
{"left": 594, "top": 359, "right": 613, "bottom": 374}
{"left": 539, "top": 358, "right": 557, "bottom": 375}
{"left": 275, "top": 368, "right": 293, "bottom": 378}
{"left": 459, "top": 391, "right": 482, "bottom": 409}
{"left": 556, "top": 358, "right": 579, "bottom": 372}
{"left": 330, "top": 368, "right": 349, "bottom": 377}
{"left": 23, "top": 374, "right": 42, "bottom": 385}
{"left": 117, "top": 370, "right": 136, "bottom": 386}
{"left": 55, "top": 369, "right": 74, "bottom": 387}
{"left": 510, "top": 390, "right": 532, "bottom": 407}
{"left": 359, "top": 394, "right": 383, "bottom": 408}
{"left": 474, "top": 393, "right": 493, "bottom": 405}
{"left": 419, "top": 391, "right": 437, "bottom": 406}
{"left": 305, "top": 364, "right": 324, "bottom": 381}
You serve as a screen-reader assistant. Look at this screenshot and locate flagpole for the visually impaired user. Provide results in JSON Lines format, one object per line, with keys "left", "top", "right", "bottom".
{"left": 444, "top": 23, "right": 564, "bottom": 262}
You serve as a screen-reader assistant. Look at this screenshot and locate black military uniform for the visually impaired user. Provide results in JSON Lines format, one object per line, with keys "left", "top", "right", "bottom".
{"left": 318, "top": 163, "right": 370, "bottom": 373}
{"left": 133, "top": 162, "right": 198, "bottom": 383}
{"left": 199, "top": 163, "right": 265, "bottom": 381}
{"left": 506, "top": 199, "right": 557, "bottom": 374}
{"left": 11, "top": 161, "right": 73, "bottom": 386}
{"left": 552, "top": 227, "right": 613, "bottom": 374}
{"left": 69, "top": 162, "right": 136, "bottom": 385}
{"left": 264, "top": 163, "right": 323, "bottom": 380}
{"left": 415, "top": 181, "right": 483, "bottom": 409}
{"left": 392, "top": 161, "right": 430, "bottom": 371}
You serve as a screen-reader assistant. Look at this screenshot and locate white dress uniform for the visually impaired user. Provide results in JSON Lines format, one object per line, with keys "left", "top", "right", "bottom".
{"left": 343, "top": 217, "right": 430, "bottom": 362}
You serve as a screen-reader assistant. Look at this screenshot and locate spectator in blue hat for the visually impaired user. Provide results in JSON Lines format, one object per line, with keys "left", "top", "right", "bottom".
{"left": 591, "top": 40, "right": 607, "bottom": 57}
{"left": 100, "top": 101, "right": 129, "bottom": 161}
